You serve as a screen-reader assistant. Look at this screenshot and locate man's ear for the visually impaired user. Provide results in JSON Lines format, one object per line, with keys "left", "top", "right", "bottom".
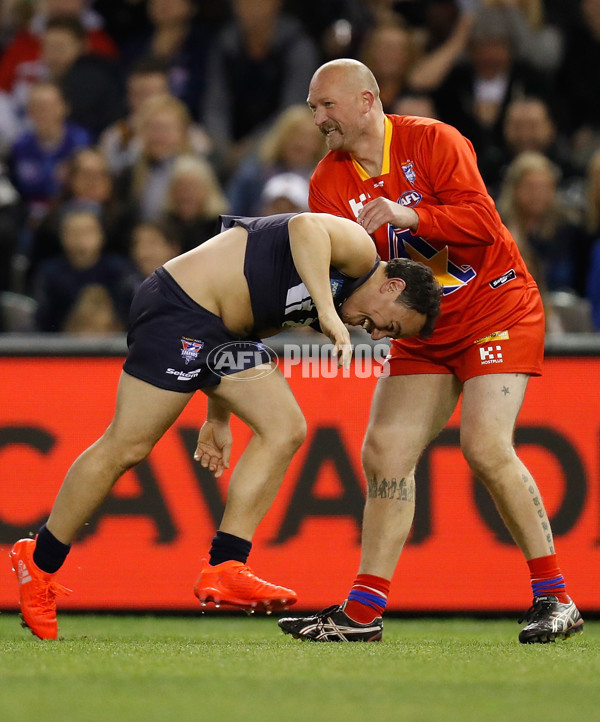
{"left": 381, "top": 277, "right": 406, "bottom": 294}
{"left": 361, "top": 90, "right": 375, "bottom": 112}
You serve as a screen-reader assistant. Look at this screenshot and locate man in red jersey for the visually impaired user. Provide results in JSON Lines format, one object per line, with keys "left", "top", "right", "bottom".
{"left": 279, "top": 59, "right": 583, "bottom": 644}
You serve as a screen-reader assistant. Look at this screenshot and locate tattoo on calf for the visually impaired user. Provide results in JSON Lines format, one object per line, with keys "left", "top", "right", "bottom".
{"left": 521, "top": 473, "right": 555, "bottom": 553}
{"left": 367, "top": 475, "right": 414, "bottom": 502}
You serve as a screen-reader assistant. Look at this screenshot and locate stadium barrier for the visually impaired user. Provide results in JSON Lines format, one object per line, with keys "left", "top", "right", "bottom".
{"left": 1, "top": 332, "right": 599, "bottom": 613}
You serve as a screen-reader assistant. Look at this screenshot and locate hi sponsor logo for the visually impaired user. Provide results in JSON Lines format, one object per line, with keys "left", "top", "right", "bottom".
{"left": 475, "top": 331, "right": 508, "bottom": 366}
{"left": 479, "top": 344, "right": 504, "bottom": 365}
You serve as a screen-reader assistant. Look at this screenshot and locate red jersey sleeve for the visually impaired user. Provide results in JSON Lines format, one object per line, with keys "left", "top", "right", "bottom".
{"left": 411, "top": 122, "right": 500, "bottom": 247}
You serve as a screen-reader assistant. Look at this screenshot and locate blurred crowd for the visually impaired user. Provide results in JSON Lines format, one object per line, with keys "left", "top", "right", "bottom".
{"left": 1, "top": 0, "right": 600, "bottom": 335}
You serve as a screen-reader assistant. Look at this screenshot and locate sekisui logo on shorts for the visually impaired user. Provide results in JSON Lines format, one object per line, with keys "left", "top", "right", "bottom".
{"left": 207, "top": 341, "right": 279, "bottom": 380}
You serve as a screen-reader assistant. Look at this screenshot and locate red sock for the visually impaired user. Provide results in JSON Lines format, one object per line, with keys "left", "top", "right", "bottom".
{"left": 527, "top": 554, "right": 569, "bottom": 603}
{"left": 345, "top": 574, "right": 391, "bottom": 623}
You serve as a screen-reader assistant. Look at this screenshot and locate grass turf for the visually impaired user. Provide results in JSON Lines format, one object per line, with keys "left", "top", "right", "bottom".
{"left": 0, "top": 614, "right": 598, "bottom": 722}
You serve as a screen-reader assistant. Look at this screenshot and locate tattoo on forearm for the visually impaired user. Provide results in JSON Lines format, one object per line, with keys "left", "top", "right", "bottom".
{"left": 367, "top": 475, "right": 414, "bottom": 502}
{"left": 502, "top": 386, "right": 510, "bottom": 396}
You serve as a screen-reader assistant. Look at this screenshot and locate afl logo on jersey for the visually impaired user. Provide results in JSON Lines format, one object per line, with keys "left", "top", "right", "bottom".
{"left": 398, "top": 190, "right": 422, "bottom": 207}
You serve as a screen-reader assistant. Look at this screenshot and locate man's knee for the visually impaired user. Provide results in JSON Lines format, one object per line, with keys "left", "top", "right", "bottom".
{"left": 264, "top": 407, "right": 307, "bottom": 455}
{"left": 461, "top": 433, "right": 515, "bottom": 481}
{"left": 100, "top": 429, "right": 155, "bottom": 472}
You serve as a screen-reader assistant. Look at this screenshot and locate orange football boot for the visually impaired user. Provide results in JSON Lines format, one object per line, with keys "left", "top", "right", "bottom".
{"left": 194, "top": 559, "right": 297, "bottom": 612}
{"left": 9, "top": 538, "right": 71, "bottom": 640}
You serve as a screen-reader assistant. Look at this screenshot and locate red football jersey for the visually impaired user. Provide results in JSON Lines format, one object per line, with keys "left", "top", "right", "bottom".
{"left": 309, "top": 115, "right": 541, "bottom": 347}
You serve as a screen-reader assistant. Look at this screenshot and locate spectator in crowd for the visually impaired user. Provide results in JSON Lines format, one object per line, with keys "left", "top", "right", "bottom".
{"left": 203, "top": 0, "right": 320, "bottom": 171}
{"left": 479, "top": 96, "right": 579, "bottom": 198}
{"left": 31, "top": 147, "right": 128, "bottom": 274}
{"left": 39, "top": 15, "right": 123, "bottom": 139}
{"left": 258, "top": 172, "right": 310, "bottom": 216}
{"left": 31, "top": 207, "right": 132, "bottom": 332}
{"left": 476, "top": 0, "right": 563, "bottom": 74}
{"left": 359, "top": 21, "right": 418, "bottom": 112}
{"left": 556, "top": 0, "right": 600, "bottom": 169}
{"left": 98, "top": 56, "right": 170, "bottom": 175}
{"left": 116, "top": 219, "right": 182, "bottom": 323}
{"left": 0, "top": 164, "right": 20, "bottom": 293}
{"left": 496, "top": 151, "right": 587, "bottom": 302}
{"left": 114, "top": 93, "right": 195, "bottom": 230}
{"left": 98, "top": 56, "right": 212, "bottom": 176}
{"left": 0, "top": 91, "right": 20, "bottom": 157}
{"left": 118, "top": 0, "right": 212, "bottom": 121}
{"left": 392, "top": 92, "right": 438, "bottom": 119}
{"left": 432, "top": 5, "right": 554, "bottom": 159}
{"left": 227, "top": 105, "right": 325, "bottom": 216}
{"left": 162, "top": 154, "right": 228, "bottom": 252}
{"left": 405, "top": 0, "right": 475, "bottom": 96}
{"left": 62, "top": 283, "right": 123, "bottom": 335}
{"left": 7, "top": 80, "right": 90, "bottom": 232}
{"left": 0, "top": 0, "right": 118, "bottom": 111}
{"left": 583, "top": 148, "right": 600, "bottom": 329}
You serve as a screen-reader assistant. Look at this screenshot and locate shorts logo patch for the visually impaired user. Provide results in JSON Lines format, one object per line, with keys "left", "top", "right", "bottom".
{"left": 474, "top": 330, "right": 509, "bottom": 345}
{"left": 181, "top": 337, "right": 204, "bottom": 365}
{"left": 479, "top": 344, "right": 504, "bottom": 365}
{"left": 489, "top": 269, "right": 516, "bottom": 289}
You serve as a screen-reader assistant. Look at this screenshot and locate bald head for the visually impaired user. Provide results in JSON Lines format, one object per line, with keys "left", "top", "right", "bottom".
{"left": 307, "top": 59, "right": 384, "bottom": 153}
{"left": 310, "top": 59, "right": 381, "bottom": 100}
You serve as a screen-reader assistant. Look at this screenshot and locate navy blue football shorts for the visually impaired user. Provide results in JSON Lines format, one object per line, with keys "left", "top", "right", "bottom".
{"left": 123, "top": 267, "right": 273, "bottom": 392}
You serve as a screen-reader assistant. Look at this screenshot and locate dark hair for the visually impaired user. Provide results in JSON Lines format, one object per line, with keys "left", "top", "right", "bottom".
{"left": 45, "top": 15, "right": 86, "bottom": 42}
{"left": 129, "top": 56, "right": 171, "bottom": 79}
{"left": 385, "top": 257, "right": 442, "bottom": 339}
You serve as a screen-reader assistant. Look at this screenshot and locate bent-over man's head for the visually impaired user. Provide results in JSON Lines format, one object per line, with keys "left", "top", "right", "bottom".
{"left": 340, "top": 258, "right": 441, "bottom": 341}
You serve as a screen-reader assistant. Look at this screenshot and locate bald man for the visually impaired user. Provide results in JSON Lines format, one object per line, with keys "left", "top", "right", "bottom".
{"left": 279, "top": 60, "right": 583, "bottom": 644}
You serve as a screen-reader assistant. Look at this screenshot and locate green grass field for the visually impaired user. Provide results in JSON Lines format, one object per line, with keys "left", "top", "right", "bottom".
{"left": 0, "top": 613, "right": 598, "bottom": 722}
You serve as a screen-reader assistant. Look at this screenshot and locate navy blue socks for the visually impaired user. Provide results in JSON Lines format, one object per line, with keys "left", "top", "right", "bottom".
{"left": 209, "top": 530, "right": 252, "bottom": 566}
{"left": 33, "top": 524, "right": 71, "bottom": 574}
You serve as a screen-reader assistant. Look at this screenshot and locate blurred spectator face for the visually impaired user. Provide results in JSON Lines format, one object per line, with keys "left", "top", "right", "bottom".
{"left": 60, "top": 211, "right": 104, "bottom": 269}
{"left": 148, "top": 0, "right": 193, "bottom": 25}
{"left": 128, "top": 72, "right": 170, "bottom": 115}
{"left": 141, "top": 107, "right": 187, "bottom": 160}
{"left": 362, "top": 25, "right": 412, "bottom": 83}
{"left": 45, "top": 0, "right": 85, "bottom": 17}
{"left": 27, "top": 83, "right": 68, "bottom": 139}
{"left": 514, "top": 167, "right": 557, "bottom": 218}
{"left": 42, "top": 26, "right": 84, "bottom": 78}
{"left": 169, "top": 173, "right": 208, "bottom": 219}
{"left": 504, "top": 99, "right": 556, "bottom": 154}
{"left": 233, "top": 0, "right": 281, "bottom": 30}
{"left": 70, "top": 150, "right": 112, "bottom": 202}
{"left": 131, "top": 224, "right": 180, "bottom": 277}
{"left": 63, "top": 285, "right": 123, "bottom": 335}
{"left": 280, "top": 116, "right": 324, "bottom": 168}
{"left": 583, "top": 0, "right": 600, "bottom": 36}
{"left": 470, "top": 38, "right": 512, "bottom": 79}
{"left": 394, "top": 95, "right": 437, "bottom": 119}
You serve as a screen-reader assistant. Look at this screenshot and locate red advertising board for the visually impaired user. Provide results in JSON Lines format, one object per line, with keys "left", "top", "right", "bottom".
{"left": 0, "top": 355, "right": 599, "bottom": 612}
